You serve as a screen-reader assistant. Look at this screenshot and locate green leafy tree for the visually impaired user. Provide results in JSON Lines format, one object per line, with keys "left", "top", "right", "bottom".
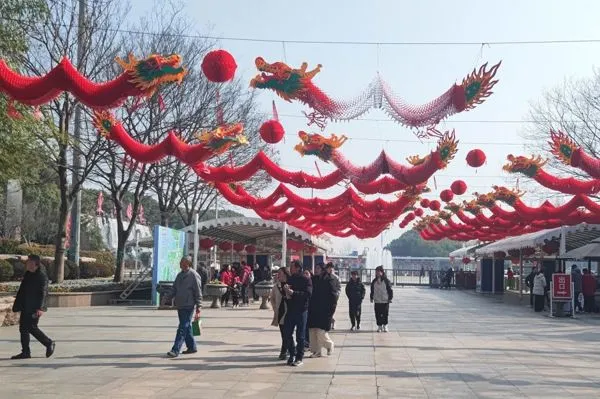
{"left": 386, "top": 229, "right": 460, "bottom": 257}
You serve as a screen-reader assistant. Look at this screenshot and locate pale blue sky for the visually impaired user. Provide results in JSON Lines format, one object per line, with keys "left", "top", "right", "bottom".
{"left": 129, "top": 0, "right": 600, "bottom": 252}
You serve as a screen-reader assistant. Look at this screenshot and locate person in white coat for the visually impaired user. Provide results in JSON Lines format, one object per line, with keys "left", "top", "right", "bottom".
{"left": 533, "top": 270, "right": 547, "bottom": 312}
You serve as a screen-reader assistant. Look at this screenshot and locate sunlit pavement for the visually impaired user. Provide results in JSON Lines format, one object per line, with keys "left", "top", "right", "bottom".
{"left": 1, "top": 287, "right": 600, "bottom": 398}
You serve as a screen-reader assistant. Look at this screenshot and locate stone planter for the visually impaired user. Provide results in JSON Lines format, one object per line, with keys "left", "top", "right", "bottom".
{"left": 254, "top": 281, "right": 274, "bottom": 310}
{"left": 205, "top": 284, "right": 228, "bottom": 308}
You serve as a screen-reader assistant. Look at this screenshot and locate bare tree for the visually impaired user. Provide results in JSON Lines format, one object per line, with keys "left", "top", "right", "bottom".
{"left": 18, "top": 0, "right": 129, "bottom": 282}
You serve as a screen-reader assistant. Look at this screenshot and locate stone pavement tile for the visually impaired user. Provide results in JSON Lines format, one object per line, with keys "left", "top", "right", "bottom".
{"left": 170, "top": 388, "right": 228, "bottom": 399}
{"left": 325, "top": 383, "right": 377, "bottom": 397}
{"left": 279, "top": 382, "right": 331, "bottom": 394}
{"left": 274, "top": 393, "right": 326, "bottom": 399}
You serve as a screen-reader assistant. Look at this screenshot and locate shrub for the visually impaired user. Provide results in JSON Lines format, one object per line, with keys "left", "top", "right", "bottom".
{"left": 80, "top": 261, "right": 115, "bottom": 278}
{"left": 6, "top": 258, "right": 25, "bottom": 280}
{"left": 81, "top": 250, "right": 115, "bottom": 266}
{"left": 17, "top": 243, "right": 55, "bottom": 257}
{"left": 0, "top": 239, "right": 22, "bottom": 255}
{"left": 41, "top": 259, "right": 79, "bottom": 281}
{"left": 0, "top": 260, "right": 14, "bottom": 282}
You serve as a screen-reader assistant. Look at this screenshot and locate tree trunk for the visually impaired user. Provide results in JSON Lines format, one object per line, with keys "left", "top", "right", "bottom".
{"left": 160, "top": 212, "right": 170, "bottom": 227}
{"left": 53, "top": 142, "right": 70, "bottom": 284}
{"left": 114, "top": 233, "right": 126, "bottom": 283}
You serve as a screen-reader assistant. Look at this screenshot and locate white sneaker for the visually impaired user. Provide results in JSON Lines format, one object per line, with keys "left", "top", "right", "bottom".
{"left": 383, "top": 325, "right": 389, "bottom": 333}
{"left": 377, "top": 325, "right": 382, "bottom": 332}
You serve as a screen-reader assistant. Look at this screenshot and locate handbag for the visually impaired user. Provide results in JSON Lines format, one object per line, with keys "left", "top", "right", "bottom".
{"left": 192, "top": 319, "right": 202, "bottom": 336}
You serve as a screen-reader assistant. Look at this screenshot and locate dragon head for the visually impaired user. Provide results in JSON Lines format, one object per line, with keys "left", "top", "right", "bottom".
{"left": 195, "top": 123, "right": 247, "bottom": 155}
{"left": 294, "top": 131, "right": 347, "bottom": 162}
{"left": 463, "top": 199, "right": 482, "bottom": 215}
{"left": 475, "top": 191, "right": 497, "bottom": 209}
{"left": 549, "top": 129, "right": 580, "bottom": 166}
{"left": 444, "top": 202, "right": 462, "bottom": 213}
{"left": 92, "top": 110, "right": 117, "bottom": 139}
{"left": 249, "top": 57, "right": 322, "bottom": 102}
{"left": 116, "top": 53, "right": 186, "bottom": 97}
{"left": 503, "top": 154, "right": 547, "bottom": 177}
{"left": 398, "top": 185, "right": 430, "bottom": 205}
{"left": 407, "top": 130, "right": 458, "bottom": 167}
{"left": 453, "top": 61, "right": 501, "bottom": 111}
{"left": 492, "top": 185, "right": 523, "bottom": 206}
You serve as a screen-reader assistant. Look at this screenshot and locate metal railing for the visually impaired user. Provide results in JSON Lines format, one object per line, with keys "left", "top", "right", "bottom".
{"left": 336, "top": 268, "right": 460, "bottom": 287}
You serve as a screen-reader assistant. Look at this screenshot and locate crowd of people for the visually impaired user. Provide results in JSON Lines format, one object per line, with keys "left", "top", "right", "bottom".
{"left": 270, "top": 262, "right": 393, "bottom": 367}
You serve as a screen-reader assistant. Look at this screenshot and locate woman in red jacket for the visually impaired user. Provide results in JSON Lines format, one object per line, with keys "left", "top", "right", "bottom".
{"left": 220, "top": 264, "right": 234, "bottom": 307}
{"left": 582, "top": 268, "right": 597, "bottom": 313}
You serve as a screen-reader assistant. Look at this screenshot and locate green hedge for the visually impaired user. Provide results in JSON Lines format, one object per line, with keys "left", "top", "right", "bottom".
{"left": 0, "top": 260, "right": 13, "bottom": 282}
{"left": 6, "top": 258, "right": 25, "bottom": 280}
{"left": 80, "top": 261, "right": 115, "bottom": 278}
{"left": 0, "top": 239, "right": 21, "bottom": 255}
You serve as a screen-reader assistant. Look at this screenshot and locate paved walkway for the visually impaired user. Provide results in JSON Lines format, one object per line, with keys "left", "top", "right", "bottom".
{"left": 1, "top": 287, "right": 600, "bottom": 398}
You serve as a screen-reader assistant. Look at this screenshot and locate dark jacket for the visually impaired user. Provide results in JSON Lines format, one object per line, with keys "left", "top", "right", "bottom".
{"left": 525, "top": 271, "right": 536, "bottom": 289}
{"left": 13, "top": 268, "right": 49, "bottom": 313}
{"left": 172, "top": 269, "right": 203, "bottom": 309}
{"left": 345, "top": 279, "right": 366, "bottom": 303}
{"left": 286, "top": 272, "right": 312, "bottom": 313}
{"left": 572, "top": 270, "right": 583, "bottom": 292}
{"left": 308, "top": 274, "right": 337, "bottom": 330}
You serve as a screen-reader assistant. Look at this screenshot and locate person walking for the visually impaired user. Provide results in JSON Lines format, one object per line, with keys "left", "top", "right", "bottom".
{"left": 11, "top": 254, "right": 55, "bottom": 359}
{"left": 370, "top": 266, "right": 393, "bottom": 332}
{"left": 326, "top": 263, "right": 341, "bottom": 330}
{"left": 525, "top": 266, "right": 537, "bottom": 307}
{"left": 582, "top": 268, "right": 596, "bottom": 313}
{"left": 219, "top": 264, "right": 233, "bottom": 307}
{"left": 571, "top": 265, "right": 583, "bottom": 313}
{"left": 241, "top": 261, "right": 253, "bottom": 306}
{"left": 270, "top": 267, "right": 291, "bottom": 360}
{"left": 167, "top": 256, "right": 202, "bottom": 358}
{"left": 307, "top": 263, "right": 336, "bottom": 358}
{"left": 283, "top": 261, "right": 312, "bottom": 367}
{"left": 532, "top": 268, "right": 546, "bottom": 312}
{"left": 507, "top": 267, "right": 515, "bottom": 291}
{"left": 345, "top": 270, "right": 365, "bottom": 331}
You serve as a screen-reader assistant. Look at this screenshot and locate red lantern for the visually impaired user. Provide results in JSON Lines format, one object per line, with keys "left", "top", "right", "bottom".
{"left": 462, "top": 257, "right": 471, "bottom": 264}
{"left": 201, "top": 50, "right": 237, "bottom": 83}
{"left": 466, "top": 149, "right": 486, "bottom": 167}
{"left": 494, "top": 251, "right": 506, "bottom": 259}
{"left": 414, "top": 208, "right": 424, "bottom": 217}
{"left": 233, "top": 243, "right": 245, "bottom": 252}
{"left": 259, "top": 120, "right": 285, "bottom": 144}
{"left": 510, "top": 256, "right": 520, "bottom": 264}
{"left": 245, "top": 245, "right": 256, "bottom": 254}
{"left": 450, "top": 180, "right": 467, "bottom": 195}
{"left": 429, "top": 200, "right": 441, "bottom": 211}
{"left": 305, "top": 245, "right": 317, "bottom": 254}
{"left": 440, "top": 189, "right": 454, "bottom": 203}
{"left": 219, "top": 241, "right": 232, "bottom": 251}
{"left": 507, "top": 249, "right": 520, "bottom": 258}
{"left": 199, "top": 238, "right": 214, "bottom": 250}
{"left": 420, "top": 199, "right": 430, "bottom": 208}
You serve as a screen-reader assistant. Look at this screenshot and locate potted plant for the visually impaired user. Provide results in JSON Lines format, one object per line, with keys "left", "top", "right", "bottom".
{"left": 205, "top": 280, "right": 228, "bottom": 308}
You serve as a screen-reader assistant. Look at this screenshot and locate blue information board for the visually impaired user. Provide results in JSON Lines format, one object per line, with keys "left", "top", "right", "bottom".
{"left": 152, "top": 225, "right": 186, "bottom": 305}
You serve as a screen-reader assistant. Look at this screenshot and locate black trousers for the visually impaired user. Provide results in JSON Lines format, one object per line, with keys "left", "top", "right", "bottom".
{"left": 349, "top": 300, "right": 362, "bottom": 327}
{"left": 529, "top": 289, "right": 534, "bottom": 306}
{"left": 584, "top": 295, "right": 595, "bottom": 313}
{"left": 279, "top": 324, "right": 287, "bottom": 355}
{"left": 534, "top": 295, "right": 545, "bottom": 312}
{"left": 19, "top": 312, "right": 52, "bottom": 355}
{"left": 374, "top": 303, "right": 389, "bottom": 326}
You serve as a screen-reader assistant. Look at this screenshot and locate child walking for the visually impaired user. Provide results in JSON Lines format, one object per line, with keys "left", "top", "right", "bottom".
{"left": 370, "top": 266, "right": 393, "bottom": 332}
{"left": 345, "top": 270, "right": 365, "bottom": 331}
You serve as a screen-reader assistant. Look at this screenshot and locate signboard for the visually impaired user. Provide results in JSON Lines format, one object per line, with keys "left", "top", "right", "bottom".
{"left": 152, "top": 225, "right": 186, "bottom": 305}
{"left": 552, "top": 273, "right": 572, "bottom": 300}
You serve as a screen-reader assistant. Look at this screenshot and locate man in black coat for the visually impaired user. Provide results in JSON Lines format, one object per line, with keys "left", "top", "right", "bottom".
{"left": 307, "top": 263, "right": 336, "bottom": 357}
{"left": 345, "top": 270, "right": 366, "bottom": 331}
{"left": 525, "top": 266, "right": 537, "bottom": 307}
{"left": 282, "top": 260, "right": 312, "bottom": 366}
{"left": 11, "top": 255, "right": 55, "bottom": 359}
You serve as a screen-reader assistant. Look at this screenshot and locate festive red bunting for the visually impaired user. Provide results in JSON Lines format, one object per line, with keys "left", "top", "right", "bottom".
{"left": 0, "top": 54, "right": 185, "bottom": 108}
{"left": 201, "top": 50, "right": 237, "bottom": 83}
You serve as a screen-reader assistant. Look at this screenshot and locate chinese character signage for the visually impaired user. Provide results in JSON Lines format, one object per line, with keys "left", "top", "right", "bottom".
{"left": 552, "top": 273, "right": 572, "bottom": 300}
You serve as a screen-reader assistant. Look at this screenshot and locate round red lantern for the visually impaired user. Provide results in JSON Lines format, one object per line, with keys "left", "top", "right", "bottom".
{"left": 429, "top": 200, "right": 441, "bottom": 211}
{"left": 440, "top": 189, "right": 454, "bottom": 203}
{"left": 414, "top": 208, "right": 424, "bottom": 217}
{"left": 450, "top": 180, "right": 467, "bottom": 195}
{"left": 201, "top": 50, "right": 237, "bottom": 83}
{"left": 245, "top": 245, "right": 256, "bottom": 254}
{"left": 466, "top": 149, "right": 486, "bottom": 167}
{"left": 522, "top": 247, "right": 536, "bottom": 257}
{"left": 233, "top": 242, "right": 245, "bottom": 252}
{"left": 462, "top": 257, "right": 471, "bottom": 265}
{"left": 542, "top": 241, "right": 559, "bottom": 255}
{"left": 305, "top": 245, "right": 317, "bottom": 254}
{"left": 510, "top": 256, "right": 520, "bottom": 264}
{"left": 493, "top": 251, "right": 506, "bottom": 259}
{"left": 199, "top": 238, "right": 214, "bottom": 250}
{"left": 219, "top": 241, "right": 232, "bottom": 251}
{"left": 420, "top": 199, "right": 430, "bottom": 208}
{"left": 259, "top": 120, "right": 285, "bottom": 144}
